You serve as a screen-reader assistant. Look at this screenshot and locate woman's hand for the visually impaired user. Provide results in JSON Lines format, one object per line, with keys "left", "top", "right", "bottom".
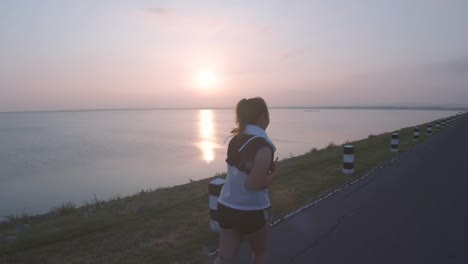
{"left": 268, "top": 157, "right": 279, "bottom": 174}
{"left": 247, "top": 147, "right": 276, "bottom": 190}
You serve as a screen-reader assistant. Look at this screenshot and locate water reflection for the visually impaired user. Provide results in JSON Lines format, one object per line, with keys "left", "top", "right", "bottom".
{"left": 198, "top": 110, "right": 217, "bottom": 163}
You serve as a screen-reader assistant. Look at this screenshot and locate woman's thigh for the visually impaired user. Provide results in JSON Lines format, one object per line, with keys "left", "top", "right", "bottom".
{"left": 218, "top": 227, "right": 243, "bottom": 262}
{"left": 243, "top": 221, "right": 270, "bottom": 255}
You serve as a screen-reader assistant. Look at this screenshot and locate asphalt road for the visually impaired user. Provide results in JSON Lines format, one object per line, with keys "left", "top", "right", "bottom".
{"left": 237, "top": 114, "right": 468, "bottom": 264}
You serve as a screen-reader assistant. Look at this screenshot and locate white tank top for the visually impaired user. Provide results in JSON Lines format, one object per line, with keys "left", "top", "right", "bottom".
{"left": 218, "top": 165, "right": 271, "bottom": 211}
{"left": 217, "top": 132, "right": 272, "bottom": 211}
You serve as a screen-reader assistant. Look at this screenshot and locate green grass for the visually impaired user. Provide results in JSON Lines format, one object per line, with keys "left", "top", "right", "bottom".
{"left": 0, "top": 115, "right": 460, "bottom": 264}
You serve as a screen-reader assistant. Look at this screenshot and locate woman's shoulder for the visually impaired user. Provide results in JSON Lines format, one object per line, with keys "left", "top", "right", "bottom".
{"left": 228, "top": 134, "right": 253, "bottom": 145}
{"left": 241, "top": 136, "right": 272, "bottom": 153}
{"left": 227, "top": 134, "right": 266, "bottom": 152}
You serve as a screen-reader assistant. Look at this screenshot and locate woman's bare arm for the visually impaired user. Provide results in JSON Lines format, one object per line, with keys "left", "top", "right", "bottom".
{"left": 247, "top": 146, "right": 276, "bottom": 190}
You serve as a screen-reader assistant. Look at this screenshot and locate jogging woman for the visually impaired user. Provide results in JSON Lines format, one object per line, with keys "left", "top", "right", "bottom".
{"left": 214, "top": 97, "right": 277, "bottom": 264}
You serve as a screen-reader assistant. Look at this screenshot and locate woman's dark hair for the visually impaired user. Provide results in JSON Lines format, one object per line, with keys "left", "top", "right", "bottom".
{"left": 230, "top": 97, "right": 269, "bottom": 135}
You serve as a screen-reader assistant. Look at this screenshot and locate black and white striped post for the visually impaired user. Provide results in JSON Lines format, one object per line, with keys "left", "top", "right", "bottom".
{"left": 442, "top": 120, "right": 446, "bottom": 128}
{"left": 209, "top": 178, "right": 225, "bottom": 232}
{"left": 427, "top": 124, "right": 432, "bottom": 136}
{"left": 343, "top": 145, "right": 355, "bottom": 175}
{"left": 436, "top": 121, "right": 440, "bottom": 130}
{"left": 413, "top": 127, "right": 420, "bottom": 141}
{"left": 391, "top": 133, "right": 399, "bottom": 153}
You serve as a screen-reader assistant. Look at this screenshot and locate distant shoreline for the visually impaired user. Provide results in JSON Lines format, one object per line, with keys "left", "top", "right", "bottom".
{"left": 1, "top": 106, "right": 467, "bottom": 115}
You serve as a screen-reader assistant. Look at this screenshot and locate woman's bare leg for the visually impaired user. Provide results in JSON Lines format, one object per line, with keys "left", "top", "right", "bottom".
{"left": 244, "top": 223, "right": 269, "bottom": 264}
{"left": 214, "top": 228, "right": 243, "bottom": 264}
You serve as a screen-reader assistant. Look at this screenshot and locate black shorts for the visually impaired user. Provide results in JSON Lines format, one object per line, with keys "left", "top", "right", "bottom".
{"left": 216, "top": 203, "right": 271, "bottom": 235}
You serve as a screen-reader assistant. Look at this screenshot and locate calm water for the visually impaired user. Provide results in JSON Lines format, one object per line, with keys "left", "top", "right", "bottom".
{"left": 0, "top": 109, "right": 458, "bottom": 217}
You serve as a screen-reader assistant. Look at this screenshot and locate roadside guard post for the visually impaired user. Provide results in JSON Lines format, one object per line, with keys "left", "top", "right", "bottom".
{"left": 427, "top": 124, "right": 432, "bottom": 136}
{"left": 343, "top": 145, "right": 355, "bottom": 175}
{"left": 413, "top": 127, "right": 420, "bottom": 141}
{"left": 391, "top": 133, "right": 399, "bottom": 153}
{"left": 209, "top": 178, "right": 225, "bottom": 232}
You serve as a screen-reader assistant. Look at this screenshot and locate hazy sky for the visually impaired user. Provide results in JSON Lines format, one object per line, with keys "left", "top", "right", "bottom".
{"left": 1, "top": 0, "right": 467, "bottom": 112}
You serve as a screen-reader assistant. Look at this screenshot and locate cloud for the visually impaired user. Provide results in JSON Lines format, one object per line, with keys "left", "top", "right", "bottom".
{"left": 332, "top": 56, "right": 468, "bottom": 106}
{"left": 280, "top": 48, "right": 308, "bottom": 61}
{"left": 138, "top": 6, "right": 275, "bottom": 41}
{"left": 430, "top": 57, "right": 468, "bottom": 75}
{"left": 147, "top": 7, "right": 167, "bottom": 16}
{"left": 139, "top": 7, "right": 227, "bottom": 35}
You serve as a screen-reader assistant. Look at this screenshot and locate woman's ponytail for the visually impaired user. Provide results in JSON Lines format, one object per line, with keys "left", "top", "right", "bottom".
{"left": 230, "top": 98, "right": 249, "bottom": 135}
{"left": 230, "top": 97, "right": 268, "bottom": 136}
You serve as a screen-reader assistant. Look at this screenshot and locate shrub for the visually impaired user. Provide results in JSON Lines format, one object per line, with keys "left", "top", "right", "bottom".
{"left": 52, "top": 202, "right": 77, "bottom": 215}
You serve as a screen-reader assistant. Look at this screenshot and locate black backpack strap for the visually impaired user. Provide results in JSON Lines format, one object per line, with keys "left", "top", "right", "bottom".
{"left": 226, "top": 135, "right": 273, "bottom": 174}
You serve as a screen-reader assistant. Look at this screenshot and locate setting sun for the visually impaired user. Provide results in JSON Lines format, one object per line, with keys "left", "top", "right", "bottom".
{"left": 196, "top": 68, "right": 217, "bottom": 90}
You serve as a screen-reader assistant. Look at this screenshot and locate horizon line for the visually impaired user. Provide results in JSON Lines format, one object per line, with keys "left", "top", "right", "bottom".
{"left": 1, "top": 105, "right": 467, "bottom": 115}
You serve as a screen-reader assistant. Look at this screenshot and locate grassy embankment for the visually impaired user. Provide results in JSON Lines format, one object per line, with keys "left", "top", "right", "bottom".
{"left": 0, "top": 115, "right": 462, "bottom": 264}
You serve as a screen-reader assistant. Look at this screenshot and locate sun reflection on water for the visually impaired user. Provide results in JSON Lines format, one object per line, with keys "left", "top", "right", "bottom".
{"left": 198, "top": 109, "right": 217, "bottom": 163}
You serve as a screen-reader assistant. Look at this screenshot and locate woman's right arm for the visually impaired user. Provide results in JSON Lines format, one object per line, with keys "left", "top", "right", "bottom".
{"left": 247, "top": 146, "right": 276, "bottom": 190}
